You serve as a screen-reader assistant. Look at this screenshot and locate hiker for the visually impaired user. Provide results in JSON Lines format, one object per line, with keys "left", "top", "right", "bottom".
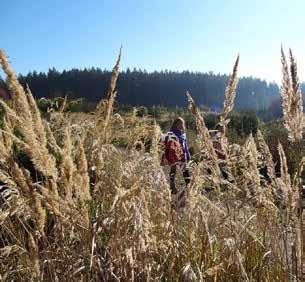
{"left": 161, "top": 117, "right": 191, "bottom": 194}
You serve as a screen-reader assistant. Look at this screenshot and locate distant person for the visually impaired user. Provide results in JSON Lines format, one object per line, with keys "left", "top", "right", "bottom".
{"left": 161, "top": 117, "right": 191, "bottom": 194}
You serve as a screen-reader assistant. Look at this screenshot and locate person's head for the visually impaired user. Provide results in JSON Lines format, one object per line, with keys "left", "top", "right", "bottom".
{"left": 171, "top": 117, "right": 185, "bottom": 132}
{"left": 215, "top": 123, "right": 225, "bottom": 134}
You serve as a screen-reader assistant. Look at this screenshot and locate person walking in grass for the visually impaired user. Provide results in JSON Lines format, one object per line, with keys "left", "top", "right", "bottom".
{"left": 161, "top": 117, "right": 191, "bottom": 195}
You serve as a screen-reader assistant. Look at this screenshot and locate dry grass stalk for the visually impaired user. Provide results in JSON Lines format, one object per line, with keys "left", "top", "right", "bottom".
{"left": 281, "top": 47, "right": 304, "bottom": 278}
{"left": 291, "top": 157, "right": 305, "bottom": 278}
{"left": 27, "top": 232, "right": 40, "bottom": 278}
{"left": 280, "top": 47, "right": 304, "bottom": 142}
{"left": 0, "top": 50, "right": 32, "bottom": 122}
{"left": 244, "top": 135, "right": 262, "bottom": 198}
{"left": 50, "top": 95, "right": 68, "bottom": 128}
{"left": 0, "top": 50, "right": 58, "bottom": 178}
{"left": 75, "top": 137, "right": 91, "bottom": 227}
{"left": 59, "top": 127, "right": 75, "bottom": 203}
{"left": 76, "top": 137, "right": 91, "bottom": 201}
{"left": 59, "top": 95, "right": 67, "bottom": 113}
{"left": 150, "top": 119, "right": 161, "bottom": 163}
{"left": 97, "top": 47, "right": 122, "bottom": 141}
{"left": 216, "top": 55, "right": 239, "bottom": 182}
{"left": 278, "top": 142, "right": 291, "bottom": 198}
{"left": 257, "top": 130, "right": 276, "bottom": 179}
{"left": 187, "top": 92, "right": 221, "bottom": 177}
{"left": 221, "top": 54, "right": 239, "bottom": 122}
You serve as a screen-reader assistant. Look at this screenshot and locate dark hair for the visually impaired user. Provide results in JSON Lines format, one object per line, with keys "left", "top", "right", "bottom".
{"left": 215, "top": 123, "right": 225, "bottom": 133}
{"left": 171, "top": 117, "right": 185, "bottom": 131}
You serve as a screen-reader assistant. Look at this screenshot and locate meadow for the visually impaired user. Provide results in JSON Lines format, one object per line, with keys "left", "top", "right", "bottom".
{"left": 0, "top": 48, "right": 304, "bottom": 281}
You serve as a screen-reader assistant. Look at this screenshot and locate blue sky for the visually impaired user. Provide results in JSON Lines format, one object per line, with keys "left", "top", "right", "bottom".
{"left": 1, "top": 0, "right": 305, "bottom": 82}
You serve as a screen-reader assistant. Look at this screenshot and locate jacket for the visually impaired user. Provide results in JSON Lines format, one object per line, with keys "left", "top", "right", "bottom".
{"left": 160, "top": 130, "right": 190, "bottom": 166}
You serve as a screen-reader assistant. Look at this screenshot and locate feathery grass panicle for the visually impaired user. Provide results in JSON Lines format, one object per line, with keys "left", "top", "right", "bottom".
{"left": 0, "top": 50, "right": 32, "bottom": 122}
{"left": 127, "top": 119, "right": 150, "bottom": 151}
{"left": 26, "top": 84, "right": 56, "bottom": 172}
{"left": 33, "top": 191, "right": 46, "bottom": 235}
{"left": 280, "top": 47, "right": 292, "bottom": 121}
{"left": 0, "top": 50, "right": 57, "bottom": 178}
{"left": 289, "top": 49, "right": 301, "bottom": 101}
{"left": 0, "top": 118, "right": 13, "bottom": 158}
{"left": 44, "top": 120, "right": 62, "bottom": 156}
{"left": 150, "top": 119, "right": 161, "bottom": 163}
{"left": 76, "top": 137, "right": 91, "bottom": 202}
{"left": 59, "top": 95, "right": 68, "bottom": 114}
{"left": 96, "top": 47, "right": 122, "bottom": 139}
{"left": 280, "top": 47, "right": 304, "bottom": 142}
{"left": 291, "top": 157, "right": 305, "bottom": 278}
{"left": 187, "top": 92, "right": 220, "bottom": 175}
{"left": 106, "top": 47, "right": 122, "bottom": 101}
{"left": 59, "top": 127, "right": 75, "bottom": 203}
{"left": 278, "top": 142, "right": 291, "bottom": 192}
{"left": 221, "top": 54, "right": 239, "bottom": 122}
{"left": 280, "top": 48, "right": 304, "bottom": 278}
{"left": 289, "top": 49, "right": 303, "bottom": 141}
{"left": 49, "top": 95, "right": 68, "bottom": 129}
{"left": 256, "top": 130, "right": 276, "bottom": 180}
{"left": 5, "top": 157, "right": 47, "bottom": 234}
{"left": 244, "top": 135, "right": 261, "bottom": 198}
{"left": 215, "top": 55, "right": 239, "bottom": 182}
{"left": 27, "top": 232, "right": 40, "bottom": 279}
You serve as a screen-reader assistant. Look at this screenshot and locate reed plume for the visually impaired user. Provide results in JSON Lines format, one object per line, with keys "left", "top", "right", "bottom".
{"left": 256, "top": 130, "right": 276, "bottom": 180}
{"left": 187, "top": 92, "right": 221, "bottom": 177}
{"left": 278, "top": 142, "right": 291, "bottom": 195}
{"left": 0, "top": 50, "right": 57, "bottom": 178}
{"left": 280, "top": 47, "right": 304, "bottom": 142}
{"left": 221, "top": 54, "right": 239, "bottom": 122}
{"left": 97, "top": 47, "right": 122, "bottom": 141}
{"left": 150, "top": 119, "right": 161, "bottom": 163}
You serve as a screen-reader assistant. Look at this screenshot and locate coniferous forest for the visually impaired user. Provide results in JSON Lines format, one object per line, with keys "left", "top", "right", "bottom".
{"left": 0, "top": 68, "right": 281, "bottom": 112}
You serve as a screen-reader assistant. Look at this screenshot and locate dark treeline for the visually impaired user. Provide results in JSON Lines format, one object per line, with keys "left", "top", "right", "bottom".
{"left": 1, "top": 67, "right": 282, "bottom": 113}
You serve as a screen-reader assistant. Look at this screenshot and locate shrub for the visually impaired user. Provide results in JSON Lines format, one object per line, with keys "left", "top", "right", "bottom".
{"left": 136, "top": 106, "right": 148, "bottom": 117}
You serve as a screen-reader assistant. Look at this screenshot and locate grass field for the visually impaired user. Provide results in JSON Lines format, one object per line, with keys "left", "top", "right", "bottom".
{"left": 0, "top": 48, "right": 305, "bottom": 281}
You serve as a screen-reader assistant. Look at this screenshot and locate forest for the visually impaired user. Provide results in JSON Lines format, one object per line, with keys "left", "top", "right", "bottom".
{"left": 0, "top": 68, "right": 282, "bottom": 114}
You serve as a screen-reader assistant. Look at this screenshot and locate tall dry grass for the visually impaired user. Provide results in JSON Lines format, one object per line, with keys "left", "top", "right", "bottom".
{"left": 0, "top": 47, "right": 304, "bottom": 281}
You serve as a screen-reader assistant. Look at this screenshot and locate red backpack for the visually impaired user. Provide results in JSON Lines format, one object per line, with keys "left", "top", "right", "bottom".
{"left": 160, "top": 132, "right": 184, "bottom": 166}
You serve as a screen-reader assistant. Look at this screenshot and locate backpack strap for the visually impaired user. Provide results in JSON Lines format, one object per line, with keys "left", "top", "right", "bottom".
{"left": 165, "top": 131, "right": 178, "bottom": 143}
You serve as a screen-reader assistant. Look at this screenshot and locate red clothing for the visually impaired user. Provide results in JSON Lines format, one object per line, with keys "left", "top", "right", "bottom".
{"left": 160, "top": 132, "right": 184, "bottom": 166}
